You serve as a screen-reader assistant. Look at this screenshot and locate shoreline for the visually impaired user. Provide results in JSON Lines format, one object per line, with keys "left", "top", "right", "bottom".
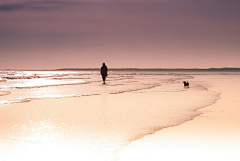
{"left": 119, "top": 75, "right": 240, "bottom": 161}
{"left": 0, "top": 73, "right": 220, "bottom": 161}
{"left": 1, "top": 72, "right": 239, "bottom": 160}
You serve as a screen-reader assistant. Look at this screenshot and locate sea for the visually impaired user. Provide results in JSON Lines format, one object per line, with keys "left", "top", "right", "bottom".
{"left": 0, "top": 69, "right": 239, "bottom": 161}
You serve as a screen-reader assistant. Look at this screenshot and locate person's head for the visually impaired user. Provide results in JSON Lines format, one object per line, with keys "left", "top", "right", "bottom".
{"left": 102, "top": 63, "right": 106, "bottom": 66}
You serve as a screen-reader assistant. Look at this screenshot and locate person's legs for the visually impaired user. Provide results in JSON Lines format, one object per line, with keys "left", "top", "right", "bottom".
{"left": 102, "top": 75, "right": 106, "bottom": 84}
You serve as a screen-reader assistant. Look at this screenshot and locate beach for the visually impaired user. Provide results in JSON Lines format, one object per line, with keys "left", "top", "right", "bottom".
{"left": 2, "top": 0, "right": 240, "bottom": 160}
{"left": 0, "top": 70, "right": 239, "bottom": 161}
{"left": 120, "top": 74, "right": 240, "bottom": 161}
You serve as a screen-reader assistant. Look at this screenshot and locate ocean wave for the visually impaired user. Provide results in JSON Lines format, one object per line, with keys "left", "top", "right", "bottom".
{"left": 0, "top": 91, "right": 11, "bottom": 96}
{"left": 0, "top": 79, "right": 7, "bottom": 82}
{"left": 2, "top": 76, "right": 40, "bottom": 79}
{"left": 14, "top": 81, "right": 91, "bottom": 89}
{"left": 0, "top": 84, "right": 162, "bottom": 106}
{"left": 51, "top": 77, "right": 91, "bottom": 80}
{"left": 0, "top": 95, "right": 79, "bottom": 106}
{"left": 110, "top": 83, "right": 161, "bottom": 94}
{"left": 0, "top": 71, "right": 194, "bottom": 106}
{"left": 126, "top": 89, "right": 221, "bottom": 146}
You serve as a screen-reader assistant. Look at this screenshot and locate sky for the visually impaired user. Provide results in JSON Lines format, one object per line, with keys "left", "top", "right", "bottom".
{"left": 0, "top": 0, "right": 240, "bottom": 69}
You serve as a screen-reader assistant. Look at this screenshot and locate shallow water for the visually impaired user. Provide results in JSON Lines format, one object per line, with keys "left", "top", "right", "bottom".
{"left": 0, "top": 70, "right": 233, "bottom": 160}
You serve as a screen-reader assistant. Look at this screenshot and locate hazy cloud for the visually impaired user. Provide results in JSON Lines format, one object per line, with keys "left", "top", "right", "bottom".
{"left": 0, "top": 1, "right": 80, "bottom": 12}
{"left": 0, "top": 3, "right": 25, "bottom": 11}
{"left": 0, "top": 1, "right": 148, "bottom": 12}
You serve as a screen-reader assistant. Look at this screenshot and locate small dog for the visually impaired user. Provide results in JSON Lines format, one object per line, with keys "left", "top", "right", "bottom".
{"left": 183, "top": 81, "right": 189, "bottom": 88}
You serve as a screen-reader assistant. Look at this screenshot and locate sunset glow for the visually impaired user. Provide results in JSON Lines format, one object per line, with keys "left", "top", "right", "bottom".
{"left": 1, "top": 0, "right": 240, "bottom": 69}
{"left": 1, "top": 1, "right": 240, "bottom": 161}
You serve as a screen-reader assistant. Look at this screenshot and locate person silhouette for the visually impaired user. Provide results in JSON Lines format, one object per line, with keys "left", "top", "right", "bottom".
{"left": 101, "top": 63, "right": 108, "bottom": 84}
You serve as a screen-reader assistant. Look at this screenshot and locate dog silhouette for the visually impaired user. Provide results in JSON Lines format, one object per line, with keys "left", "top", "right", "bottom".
{"left": 183, "top": 81, "right": 189, "bottom": 88}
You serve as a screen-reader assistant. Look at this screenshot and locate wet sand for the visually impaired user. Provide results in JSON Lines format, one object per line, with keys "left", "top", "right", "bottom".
{"left": 0, "top": 87, "right": 216, "bottom": 161}
{"left": 1, "top": 72, "right": 239, "bottom": 161}
{"left": 119, "top": 75, "right": 240, "bottom": 161}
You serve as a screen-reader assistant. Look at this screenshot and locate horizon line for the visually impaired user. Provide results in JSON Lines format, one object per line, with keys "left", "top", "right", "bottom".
{"left": 2, "top": 67, "right": 240, "bottom": 71}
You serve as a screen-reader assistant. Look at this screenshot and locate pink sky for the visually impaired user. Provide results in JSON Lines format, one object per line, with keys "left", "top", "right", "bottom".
{"left": 0, "top": 0, "right": 240, "bottom": 69}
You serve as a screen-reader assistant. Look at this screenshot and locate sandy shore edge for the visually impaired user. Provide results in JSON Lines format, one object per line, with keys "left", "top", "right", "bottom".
{"left": 119, "top": 75, "right": 240, "bottom": 161}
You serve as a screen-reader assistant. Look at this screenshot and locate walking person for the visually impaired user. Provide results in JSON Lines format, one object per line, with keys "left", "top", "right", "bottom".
{"left": 101, "top": 63, "right": 108, "bottom": 84}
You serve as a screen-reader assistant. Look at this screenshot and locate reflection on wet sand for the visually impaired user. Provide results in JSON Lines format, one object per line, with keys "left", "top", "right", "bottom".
{"left": 1, "top": 70, "right": 237, "bottom": 160}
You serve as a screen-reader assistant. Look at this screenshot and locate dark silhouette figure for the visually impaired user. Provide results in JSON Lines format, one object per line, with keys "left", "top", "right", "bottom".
{"left": 101, "top": 63, "right": 108, "bottom": 84}
{"left": 183, "top": 81, "right": 189, "bottom": 88}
